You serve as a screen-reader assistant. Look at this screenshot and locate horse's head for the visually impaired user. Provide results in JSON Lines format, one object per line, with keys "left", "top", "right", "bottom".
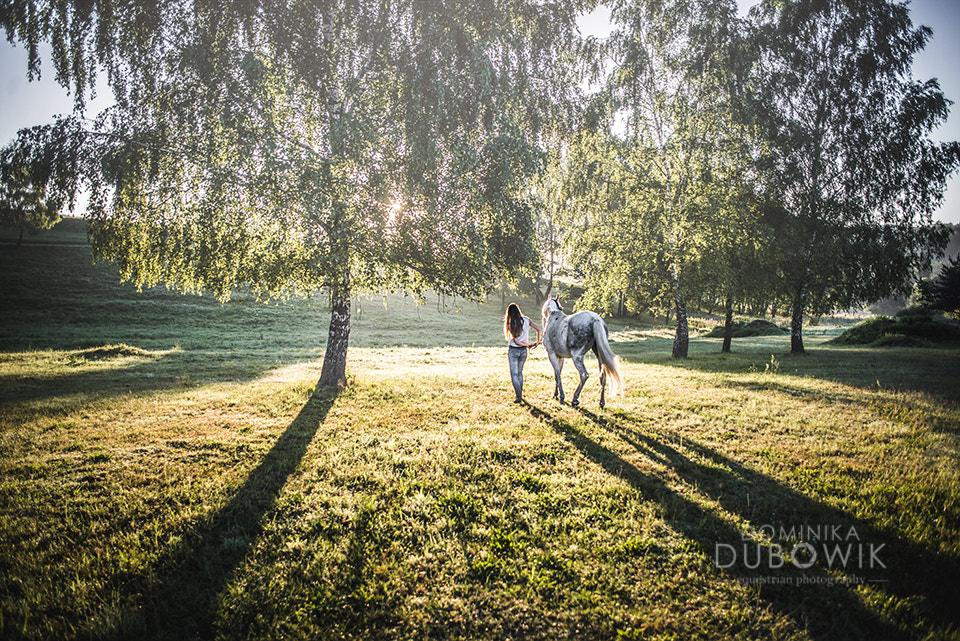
{"left": 542, "top": 296, "right": 563, "bottom": 327}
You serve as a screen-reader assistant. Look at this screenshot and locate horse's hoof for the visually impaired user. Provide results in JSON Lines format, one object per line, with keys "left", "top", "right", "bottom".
{"left": 571, "top": 400, "right": 579, "bottom": 407}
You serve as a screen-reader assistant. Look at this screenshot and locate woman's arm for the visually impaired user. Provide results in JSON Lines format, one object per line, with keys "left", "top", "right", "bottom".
{"left": 517, "top": 318, "right": 542, "bottom": 348}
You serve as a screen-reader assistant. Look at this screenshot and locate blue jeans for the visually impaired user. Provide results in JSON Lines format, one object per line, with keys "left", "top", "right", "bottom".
{"left": 508, "top": 346, "right": 528, "bottom": 401}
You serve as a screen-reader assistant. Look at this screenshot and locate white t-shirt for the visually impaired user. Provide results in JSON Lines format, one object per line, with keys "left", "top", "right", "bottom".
{"left": 509, "top": 316, "right": 530, "bottom": 347}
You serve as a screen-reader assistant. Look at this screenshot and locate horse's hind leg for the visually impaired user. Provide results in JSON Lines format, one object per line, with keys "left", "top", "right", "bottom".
{"left": 571, "top": 355, "right": 589, "bottom": 407}
{"left": 550, "top": 354, "right": 565, "bottom": 403}
{"left": 595, "top": 347, "right": 606, "bottom": 408}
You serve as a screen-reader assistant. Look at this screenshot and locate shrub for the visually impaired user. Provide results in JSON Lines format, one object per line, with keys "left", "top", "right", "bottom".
{"left": 705, "top": 319, "right": 788, "bottom": 338}
{"left": 895, "top": 305, "right": 939, "bottom": 318}
{"left": 831, "top": 315, "right": 960, "bottom": 347}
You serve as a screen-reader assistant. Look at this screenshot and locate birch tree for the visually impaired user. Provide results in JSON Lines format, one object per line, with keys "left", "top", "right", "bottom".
{"left": 595, "top": 0, "right": 743, "bottom": 357}
{"left": 1, "top": 0, "right": 584, "bottom": 385}
{"left": 750, "top": 0, "right": 960, "bottom": 353}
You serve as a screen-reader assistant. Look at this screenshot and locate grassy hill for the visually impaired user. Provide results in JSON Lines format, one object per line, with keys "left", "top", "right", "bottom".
{"left": 1, "top": 219, "right": 959, "bottom": 640}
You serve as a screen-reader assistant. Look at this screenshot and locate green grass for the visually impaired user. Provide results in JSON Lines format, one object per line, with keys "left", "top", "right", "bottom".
{"left": 2, "top": 220, "right": 960, "bottom": 640}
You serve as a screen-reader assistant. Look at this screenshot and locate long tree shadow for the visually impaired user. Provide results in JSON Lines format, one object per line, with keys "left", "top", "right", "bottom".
{"left": 111, "top": 387, "right": 339, "bottom": 640}
{"left": 0, "top": 349, "right": 325, "bottom": 415}
{"left": 529, "top": 402, "right": 959, "bottom": 639}
{"left": 0, "top": 352, "right": 184, "bottom": 408}
{"left": 647, "top": 346, "right": 960, "bottom": 405}
{"left": 722, "top": 377, "right": 960, "bottom": 437}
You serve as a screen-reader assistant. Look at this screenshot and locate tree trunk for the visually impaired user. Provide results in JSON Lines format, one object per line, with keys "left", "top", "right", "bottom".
{"left": 790, "top": 230, "right": 819, "bottom": 355}
{"left": 721, "top": 295, "right": 734, "bottom": 354}
{"left": 17, "top": 225, "right": 24, "bottom": 247}
{"left": 790, "top": 285, "right": 807, "bottom": 355}
{"left": 672, "top": 292, "right": 689, "bottom": 359}
{"left": 316, "top": 5, "right": 351, "bottom": 388}
{"left": 542, "top": 271, "right": 554, "bottom": 301}
{"left": 318, "top": 269, "right": 351, "bottom": 387}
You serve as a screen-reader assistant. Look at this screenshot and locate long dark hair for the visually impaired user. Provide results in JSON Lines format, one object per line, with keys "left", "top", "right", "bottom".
{"left": 504, "top": 303, "right": 524, "bottom": 340}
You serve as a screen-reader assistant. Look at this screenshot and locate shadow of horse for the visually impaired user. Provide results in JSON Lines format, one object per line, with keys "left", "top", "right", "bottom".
{"left": 527, "top": 403, "right": 960, "bottom": 640}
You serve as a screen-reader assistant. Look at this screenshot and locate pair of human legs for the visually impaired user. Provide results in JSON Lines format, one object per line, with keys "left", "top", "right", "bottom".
{"left": 508, "top": 345, "right": 528, "bottom": 403}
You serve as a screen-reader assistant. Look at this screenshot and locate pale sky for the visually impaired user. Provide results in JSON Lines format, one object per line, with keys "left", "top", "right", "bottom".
{"left": 2, "top": 0, "right": 959, "bottom": 225}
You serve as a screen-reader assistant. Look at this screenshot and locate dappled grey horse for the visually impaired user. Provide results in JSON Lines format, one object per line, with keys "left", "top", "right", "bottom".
{"left": 541, "top": 297, "right": 623, "bottom": 408}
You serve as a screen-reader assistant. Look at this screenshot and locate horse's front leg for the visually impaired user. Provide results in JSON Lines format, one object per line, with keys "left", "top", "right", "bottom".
{"left": 549, "top": 353, "right": 565, "bottom": 403}
{"left": 571, "top": 355, "right": 589, "bottom": 407}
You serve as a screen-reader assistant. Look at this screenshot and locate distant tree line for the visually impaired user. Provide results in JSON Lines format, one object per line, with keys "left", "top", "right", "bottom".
{"left": 0, "top": 0, "right": 957, "bottom": 382}
{"left": 0, "top": 140, "right": 61, "bottom": 245}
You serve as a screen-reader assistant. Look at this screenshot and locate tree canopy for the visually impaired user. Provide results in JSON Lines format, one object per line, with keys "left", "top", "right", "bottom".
{"left": 1, "top": 0, "right": 587, "bottom": 384}
{"left": 749, "top": 0, "right": 960, "bottom": 353}
{"left": 542, "top": 0, "right": 957, "bottom": 358}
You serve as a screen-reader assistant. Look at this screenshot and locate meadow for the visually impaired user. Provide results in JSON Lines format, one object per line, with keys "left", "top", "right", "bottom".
{"left": 1, "top": 219, "right": 959, "bottom": 640}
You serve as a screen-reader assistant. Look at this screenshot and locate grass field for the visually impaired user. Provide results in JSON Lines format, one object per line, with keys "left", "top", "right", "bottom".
{"left": 2, "top": 219, "right": 959, "bottom": 640}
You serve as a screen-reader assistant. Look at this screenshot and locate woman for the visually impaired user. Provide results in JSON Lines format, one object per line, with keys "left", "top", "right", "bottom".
{"left": 504, "top": 303, "right": 542, "bottom": 404}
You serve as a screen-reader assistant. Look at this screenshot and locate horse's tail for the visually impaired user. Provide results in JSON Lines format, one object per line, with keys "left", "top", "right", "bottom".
{"left": 593, "top": 321, "right": 623, "bottom": 397}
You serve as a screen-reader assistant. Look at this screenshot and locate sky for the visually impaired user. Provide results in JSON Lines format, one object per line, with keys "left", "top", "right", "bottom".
{"left": 1, "top": 1, "right": 959, "bottom": 225}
